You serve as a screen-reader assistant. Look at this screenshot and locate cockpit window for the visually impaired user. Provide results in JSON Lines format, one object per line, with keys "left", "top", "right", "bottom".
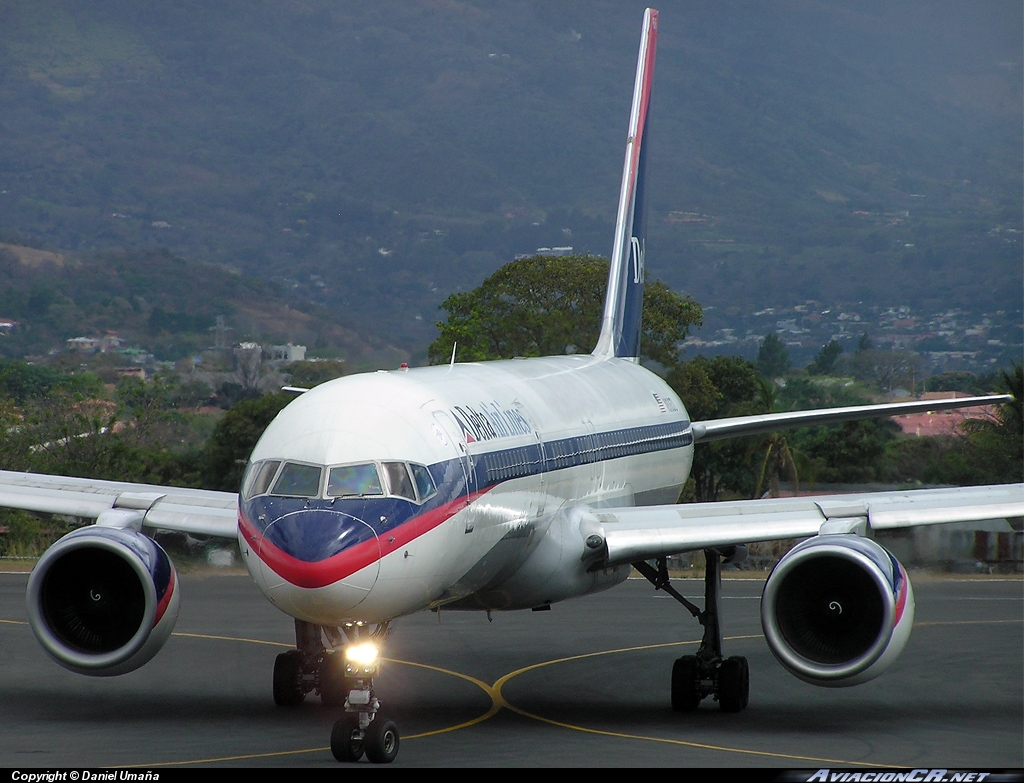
{"left": 382, "top": 462, "right": 416, "bottom": 501}
{"left": 327, "top": 464, "right": 384, "bottom": 497}
{"left": 410, "top": 463, "right": 436, "bottom": 502}
{"left": 242, "top": 460, "right": 281, "bottom": 500}
{"left": 271, "top": 462, "right": 322, "bottom": 497}
{"left": 247, "top": 459, "right": 435, "bottom": 503}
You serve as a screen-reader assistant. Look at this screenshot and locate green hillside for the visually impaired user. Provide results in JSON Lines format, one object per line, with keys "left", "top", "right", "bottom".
{"left": 0, "top": 1, "right": 1020, "bottom": 351}
{"left": 0, "top": 243, "right": 403, "bottom": 366}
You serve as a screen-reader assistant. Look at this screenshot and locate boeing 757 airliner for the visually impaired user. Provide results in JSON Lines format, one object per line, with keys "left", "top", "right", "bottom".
{"left": 0, "top": 9, "right": 1020, "bottom": 764}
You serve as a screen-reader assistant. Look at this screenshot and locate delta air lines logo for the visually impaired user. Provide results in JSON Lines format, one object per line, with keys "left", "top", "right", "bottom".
{"left": 450, "top": 402, "right": 532, "bottom": 444}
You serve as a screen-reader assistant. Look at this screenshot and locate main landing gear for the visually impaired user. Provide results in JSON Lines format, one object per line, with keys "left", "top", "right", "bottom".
{"left": 633, "top": 548, "right": 750, "bottom": 713}
{"left": 272, "top": 619, "right": 400, "bottom": 763}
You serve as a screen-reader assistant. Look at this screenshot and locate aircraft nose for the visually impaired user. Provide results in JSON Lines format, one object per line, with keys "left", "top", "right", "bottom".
{"left": 256, "top": 508, "right": 381, "bottom": 617}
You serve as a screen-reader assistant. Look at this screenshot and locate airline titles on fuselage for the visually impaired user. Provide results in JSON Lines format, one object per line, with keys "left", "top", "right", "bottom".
{"left": 450, "top": 402, "right": 533, "bottom": 444}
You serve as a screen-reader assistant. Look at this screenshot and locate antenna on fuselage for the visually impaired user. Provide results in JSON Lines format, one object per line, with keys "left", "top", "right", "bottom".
{"left": 593, "top": 8, "right": 658, "bottom": 363}
{"left": 449, "top": 342, "right": 457, "bottom": 368}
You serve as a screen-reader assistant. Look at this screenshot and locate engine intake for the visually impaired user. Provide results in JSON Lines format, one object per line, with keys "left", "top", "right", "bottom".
{"left": 761, "top": 535, "right": 914, "bottom": 687}
{"left": 26, "top": 526, "right": 180, "bottom": 676}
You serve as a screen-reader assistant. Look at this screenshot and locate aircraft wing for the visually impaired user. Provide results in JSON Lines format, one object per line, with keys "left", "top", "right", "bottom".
{"left": 0, "top": 469, "right": 238, "bottom": 538}
{"left": 690, "top": 394, "right": 1011, "bottom": 443}
{"left": 581, "top": 483, "right": 1024, "bottom": 566}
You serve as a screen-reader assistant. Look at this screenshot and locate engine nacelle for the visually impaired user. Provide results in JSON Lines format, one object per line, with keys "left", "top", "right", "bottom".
{"left": 26, "top": 526, "right": 180, "bottom": 676}
{"left": 761, "top": 535, "right": 914, "bottom": 687}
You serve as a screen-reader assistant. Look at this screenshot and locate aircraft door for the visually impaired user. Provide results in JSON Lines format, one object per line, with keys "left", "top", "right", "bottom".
{"left": 431, "top": 411, "right": 476, "bottom": 530}
{"left": 510, "top": 400, "right": 546, "bottom": 517}
{"left": 583, "top": 418, "right": 604, "bottom": 496}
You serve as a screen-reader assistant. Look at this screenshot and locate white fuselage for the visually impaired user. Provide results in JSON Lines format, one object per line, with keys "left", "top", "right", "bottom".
{"left": 238, "top": 355, "right": 693, "bottom": 624}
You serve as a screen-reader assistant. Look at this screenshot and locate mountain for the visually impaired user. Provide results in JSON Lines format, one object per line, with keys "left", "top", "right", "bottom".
{"left": 0, "top": 243, "right": 405, "bottom": 367}
{"left": 0, "top": 1, "right": 1020, "bottom": 352}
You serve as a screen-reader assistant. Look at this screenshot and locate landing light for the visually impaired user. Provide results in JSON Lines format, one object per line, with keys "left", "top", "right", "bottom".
{"left": 345, "top": 642, "right": 379, "bottom": 668}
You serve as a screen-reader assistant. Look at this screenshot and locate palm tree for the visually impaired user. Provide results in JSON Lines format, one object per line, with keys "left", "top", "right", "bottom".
{"left": 961, "top": 364, "right": 1023, "bottom": 483}
{"left": 748, "top": 379, "right": 817, "bottom": 499}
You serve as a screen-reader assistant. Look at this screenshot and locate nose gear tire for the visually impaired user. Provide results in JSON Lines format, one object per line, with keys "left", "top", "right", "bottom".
{"left": 364, "top": 715, "right": 400, "bottom": 764}
{"left": 331, "top": 714, "right": 365, "bottom": 762}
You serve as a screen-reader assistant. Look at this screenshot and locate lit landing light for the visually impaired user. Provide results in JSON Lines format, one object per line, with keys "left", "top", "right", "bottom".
{"left": 345, "top": 641, "right": 380, "bottom": 676}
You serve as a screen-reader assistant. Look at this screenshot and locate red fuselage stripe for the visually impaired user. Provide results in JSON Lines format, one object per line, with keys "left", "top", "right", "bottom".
{"left": 239, "top": 490, "right": 488, "bottom": 589}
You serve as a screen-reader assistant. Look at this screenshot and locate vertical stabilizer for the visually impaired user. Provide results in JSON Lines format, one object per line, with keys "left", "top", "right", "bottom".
{"left": 593, "top": 8, "right": 658, "bottom": 362}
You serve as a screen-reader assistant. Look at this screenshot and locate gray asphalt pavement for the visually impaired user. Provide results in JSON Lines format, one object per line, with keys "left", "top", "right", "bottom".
{"left": 1, "top": 570, "right": 1020, "bottom": 768}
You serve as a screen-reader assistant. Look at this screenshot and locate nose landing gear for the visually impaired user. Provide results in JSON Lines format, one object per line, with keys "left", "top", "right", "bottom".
{"left": 271, "top": 619, "right": 400, "bottom": 763}
{"left": 325, "top": 621, "right": 399, "bottom": 764}
{"left": 332, "top": 710, "right": 399, "bottom": 764}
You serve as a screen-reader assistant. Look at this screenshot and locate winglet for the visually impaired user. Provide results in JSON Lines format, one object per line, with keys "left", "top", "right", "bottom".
{"left": 593, "top": 8, "right": 658, "bottom": 362}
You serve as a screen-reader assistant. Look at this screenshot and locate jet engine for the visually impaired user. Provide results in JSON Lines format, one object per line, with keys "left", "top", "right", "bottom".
{"left": 760, "top": 535, "right": 914, "bottom": 687}
{"left": 26, "top": 526, "right": 180, "bottom": 676}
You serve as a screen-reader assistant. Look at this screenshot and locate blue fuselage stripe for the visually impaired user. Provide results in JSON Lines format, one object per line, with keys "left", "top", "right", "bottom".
{"left": 246, "top": 419, "right": 692, "bottom": 563}
{"left": 473, "top": 419, "right": 692, "bottom": 488}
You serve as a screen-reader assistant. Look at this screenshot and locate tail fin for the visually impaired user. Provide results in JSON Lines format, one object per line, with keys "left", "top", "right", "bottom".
{"left": 594, "top": 8, "right": 658, "bottom": 362}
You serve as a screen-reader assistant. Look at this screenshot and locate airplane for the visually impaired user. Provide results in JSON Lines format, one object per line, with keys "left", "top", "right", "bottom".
{"left": 0, "top": 8, "right": 1021, "bottom": 765}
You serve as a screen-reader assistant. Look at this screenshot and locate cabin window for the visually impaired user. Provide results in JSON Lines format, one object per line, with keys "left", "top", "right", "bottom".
{"left": 327, "top": 464, "right": 384, "bottom": 497}
{"left": 272, "top": 462, "right": 322, "bottom": 497}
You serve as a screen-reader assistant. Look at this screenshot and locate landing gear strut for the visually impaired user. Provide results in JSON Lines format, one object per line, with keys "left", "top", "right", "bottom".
{"left": 271, "top": 619, "right": 400, "bottom": 763}
{"left": 633, "top": 548, "right": 750, "bottom": 712}
{"left": 272, "top": 620, "right": 327, "bottom": 706}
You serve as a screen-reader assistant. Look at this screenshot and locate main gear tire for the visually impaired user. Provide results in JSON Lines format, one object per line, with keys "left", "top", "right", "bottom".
{"left": 273, "top": 650, "right": 305, "bottom": 707}
{"left": 671, "top": 655, "right": 701, "bottom": 712}
{"left": 717, "top": 655, "right": 749, "bottom": 713}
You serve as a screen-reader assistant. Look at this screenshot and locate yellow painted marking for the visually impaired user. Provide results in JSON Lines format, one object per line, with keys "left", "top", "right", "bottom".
{"left": 915, "top": 619, "right": 1021, "bottom": 627}
{"left": 172, "top": 631, "right": 292, "bottom": 648}
{"left": 132, "top": 641, "right": 502, "bottom": 766}
{"left": 385, "top": 657, "right": 502, "bottom": 738}
{"left": 490, "top": 618, "right": 1020, "bottom": 764}
{"left": 2, "top": 615, "right": 1017, "bottom": 766}
{"left": 136, "top": 747, "right": 328, "bottom": 767}
{"left": 493, "top": 633, "right": 893, "bottom": 767}
{"left": 170, "top": 636, "right": 503, "bottom": 736}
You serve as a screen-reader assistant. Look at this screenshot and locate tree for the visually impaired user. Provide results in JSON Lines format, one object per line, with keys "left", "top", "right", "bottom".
{"left": 755, "top": 332, "right": 790, "bottom": 378}
{"left": 747, "top": 379, "right": 816, "bottom": 498}
{"left": 204, "top": 393, "right": 292, "bottom": 491}
{"left": 285, "top": 360, "right": 348, "bottom": 388}
{"left": 798, "top": 420, "right": 899, "bottom": 484}
{"left": 427, "top": 255, "right": 702, "bottom": 369}
{"left": 922, "top": 371, "right": 980, "bottom": 394}
{"left": 10, "top": 390, "right": 136, "bottom": 481}
{"left": 807, "top": 340, "right": 843, "bottom": 376}
{"left": 772, "top": 377, "right": 899, "bottom": 484}
{"left": 667, "top": 355, "right": 761, "bottom": 502}
{"left": 234, "top": 344, "right": 264, "bottom": 391}
{"left": 776, "top": 377, "right": 867, "bottom": 411}
{"left": 0, "top": 361, "right": 102, "bottom": 403}
{"left": 960, "top": 364, "right": 1023, "bottom": 483}
{"left": 848, "top": 349, "right": 921, "bottom": 392}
